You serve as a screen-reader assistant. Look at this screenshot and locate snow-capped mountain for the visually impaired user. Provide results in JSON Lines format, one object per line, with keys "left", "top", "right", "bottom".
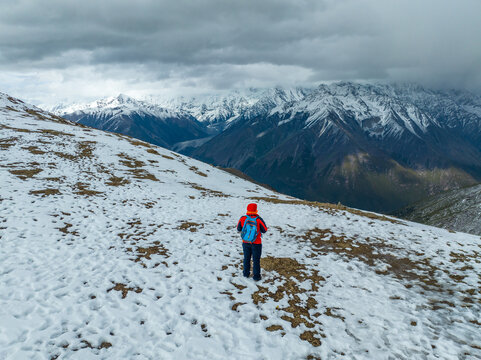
{"left": 52, "top": 93, "right": 186, "bottom": 120}
{"left": 144, "top": 87, "right": 310, "bottom": 131}
{"left": 394, "top": 183, "right": 481, "bottom": 236}
{"left": 2, "top": 92, "right": 481, "bottom": 359}
{"left": 53, "top": 94, "right": 210, "bottom": 149}
{"left": 194, "top": 82, "right": 481, "bottom": 212}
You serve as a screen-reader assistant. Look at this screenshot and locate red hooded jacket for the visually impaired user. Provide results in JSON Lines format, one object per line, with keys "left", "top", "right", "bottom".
{"left": 237, "top": 215, "right": 267, "bottom": 244}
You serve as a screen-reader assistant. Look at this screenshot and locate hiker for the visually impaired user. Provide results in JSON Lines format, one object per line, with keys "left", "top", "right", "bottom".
{"left": 237, "top": 203, "right": 267, "bottom": 281}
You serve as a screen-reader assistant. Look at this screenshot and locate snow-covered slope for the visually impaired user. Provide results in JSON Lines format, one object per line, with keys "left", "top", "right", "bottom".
{"left": 395, "top": 183, "right": 481, "bottom": 236}
{"left": 2, "top": 92, "right": 481, "bottom": 359}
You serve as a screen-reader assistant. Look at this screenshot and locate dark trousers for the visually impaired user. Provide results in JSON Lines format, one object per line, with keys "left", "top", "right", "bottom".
{"left": 242, "top": 242, "right": 262, "bottom": 280}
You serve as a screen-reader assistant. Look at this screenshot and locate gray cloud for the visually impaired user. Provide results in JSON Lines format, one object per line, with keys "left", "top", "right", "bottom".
{"left": 1, "top": 0, "right": 480, "bottom": 105}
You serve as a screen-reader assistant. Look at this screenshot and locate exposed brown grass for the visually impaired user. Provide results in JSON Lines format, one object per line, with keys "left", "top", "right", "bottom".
{"left": 22, "top": 145, "right": 46, "bottom": 155}
{"left": 146, "top": 148, "right": 160, "bottom": 155}
{"left": 105, "top": 175, "right": 130, "bottom": 187}
{"left": 0, "top": 137, "right": 18, "bottom": 150}
{"left": 74, "top": 182, "right": 103, "bottom": 196}
{"left": 129, "top": 168, "right": 159, "bottom": 181}
{"left": 44, "top": 177, "right": 63, "bottom": 182}
{"left": 77, "top": 141, "right": 96, "bottom": 158}
{"left": 29, "top": 188, "right": 61, "bottom": 197}
{"left": 117, "top": 153, "right": 159, "bottom": 181}
{"left": 176, "top": 221, "right": 204, "bottom": 232}
{"left": 266, "top": 325, "right": 284, "bottom": 332}
{"left": 300, "top": 228, "right": 441, "bottom": 291}
{"left": 38, "top": 128, "right": 74, "bottom": 137}
{"left": 189, "top": 165, "right": 208, "bottom": 177}
{"left": 57, "top": 223, "right": 79, "bottom": 236}
{"left": 54, "top": 151, "right": 76, "bottom": 161}
{"left": 129, "top": 241, "right": 169, "bottom": 268}
{"left": 249, "top": 256, "right": 326, "bottom": 347}
{"left": 0, "top": 124, "right": 33, "bottom": 133}
{"left": 143, "top": 201, "right": 156, "bottom": 209}
{"left": 231, "top": 302, "right": 246, "bottom": 311}
{"left": 107, "top": 282, "right": 142, "bottom": 299}
{"left": 128, "top": 139, "right": 152, "bottom": 148}
{"left": 54, "top": 141, "right": 96, "bottom": 161}
{"left": 300, "top": 331, "right": 322, "bottom": 347}
{"left": 118, "top": 153, "right": 145, "bottom": 168}
{"left": 9, "top": 168, "right": 43, "bottom": 180}
{"left": 182, "top": 182, "right": 230, "bottom": 198}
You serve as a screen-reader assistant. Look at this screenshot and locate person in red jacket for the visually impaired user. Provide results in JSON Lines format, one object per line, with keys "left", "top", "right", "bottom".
{"left": 237, "top": 203, "right": 267, "bottom": 281}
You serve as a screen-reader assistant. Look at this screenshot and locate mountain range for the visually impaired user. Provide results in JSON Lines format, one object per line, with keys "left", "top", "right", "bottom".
{"left": 2, "top": 91, "right": 480, "bottom": 359}
{"left": 52, "top": 82, "right": 481, "bottom": 212}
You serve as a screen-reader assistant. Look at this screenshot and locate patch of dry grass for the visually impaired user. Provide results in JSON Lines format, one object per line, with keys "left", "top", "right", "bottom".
{"left": 0, "top": 137, "right": 18, "bottom": 150}
{"left": 22, "top": 145, "right": 46, "bottom": 155}
{"left": 126, "top": 240, "right": 169, "bottom": 268}
{"left": 133, "top": 241, "right": 169, "bottom": 268}
{"left": 176, "top": 221, "right": 204, "bottom": 232}
{"left": 189, "top": 165, "right": 208, "bottom": 177}
{"left": 38, "top": 128, "right": 74, "bottom": 137}
{"left": 129, "top": 169, "right": 159, "bottom": 181}
{"left": 105, "top": 175, "right": 130, "bottom": 187}
{"left": 57, "top": 223, "right": 79, "bottom": 236}
{"left": 118, "top": 153, "right": 145, "bottom": 168}
{"left": 29, "top": 188, "right": 61, "bottom": 197}
{"left": 266, "top": 325, "right": 284, "bottom": 332}
{"left": 117, "top": 153, "right": 159, "bottom": 181}
{"left": 249, "top": 256, "right": 326, "bottom": 347}
{"left": 107, "top": 282, "right": 142, "bottom": 299}
{"left": 74, "top": 182, "right": 103, "bottom": 196}
{"left": 128, "top": 139, "right": 152, "bottom": 148}
{"left": 9, "top": 168, "right": 43, "bottom": 180}
{"left": 77, "top": 141, "right": 96, "bottom": 158}
{"left": 182, "top": 182, "right": 230, "bottom": 198}
{"left": 300, "top": 228, "right": 441, "bottom": 291}
{"left": 146, "top": 148, "right": 160, "bottom": 155}
{"left": 54, "top": 141, "right": 96, "bottom": 161}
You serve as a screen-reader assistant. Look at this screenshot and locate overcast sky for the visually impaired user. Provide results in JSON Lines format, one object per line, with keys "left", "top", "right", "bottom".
{"left": 0, "top": 0, "right": 480, "bottom": 106}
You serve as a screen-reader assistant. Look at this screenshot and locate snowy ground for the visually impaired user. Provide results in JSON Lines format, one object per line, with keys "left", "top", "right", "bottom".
{"left": 1, "top": 93, "right": 481, "bottom": 359}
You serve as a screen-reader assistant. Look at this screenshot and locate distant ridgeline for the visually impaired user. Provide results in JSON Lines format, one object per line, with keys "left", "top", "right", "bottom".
{"left": 53, "top": 82, "right": 481, "bottom": 213}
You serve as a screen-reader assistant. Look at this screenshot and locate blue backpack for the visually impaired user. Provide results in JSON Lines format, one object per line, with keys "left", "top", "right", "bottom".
{"left": 241, "top": 215, "right": 258, "bottom": 242}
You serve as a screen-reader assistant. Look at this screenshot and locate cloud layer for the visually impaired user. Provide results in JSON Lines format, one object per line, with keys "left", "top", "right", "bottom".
{"left": 1, "top": 0, "right": 480, "bottom": 105}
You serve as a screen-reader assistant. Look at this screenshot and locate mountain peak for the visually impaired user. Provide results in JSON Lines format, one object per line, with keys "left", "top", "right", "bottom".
{"left": 115, "top": 93, "right": 136, "bottom": 103}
